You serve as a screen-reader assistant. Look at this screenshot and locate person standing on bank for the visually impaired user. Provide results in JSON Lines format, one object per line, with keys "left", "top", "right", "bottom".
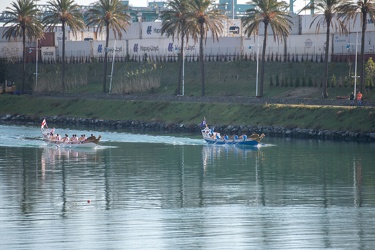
{"left": 350, "top": 92, "right": 354, "bottom": 106}
{"left": 356, "top": 91, "right": 363, "bottom": 106}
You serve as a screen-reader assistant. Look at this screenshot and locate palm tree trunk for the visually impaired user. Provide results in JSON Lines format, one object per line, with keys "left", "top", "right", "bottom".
{"left": 22, "top": 27, "right": 26, "bottom": 92}
{"left": 62, "top": 23, "right": 66, "bottom": 91}
{"left": 360, "top": 12, "right": 367, "bottom": 94}
{"left": 283, "top": 36, "right": 287, "bottom": 62}
{"left": 259, "top": 24, "right": 268, "bottom": 97}
{"left": 200, "top": 23, "right": 205, "bottom": 96}
{"left": 323, "top": 20, "right": 330, "bottom": 99}
{"left": 103, "top": 24, "right": 109, "bottom": 93}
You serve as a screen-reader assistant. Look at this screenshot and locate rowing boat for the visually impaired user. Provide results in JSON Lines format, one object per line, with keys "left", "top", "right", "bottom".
{"left": 41, "top": 119, "right": 101, "bottom": 148}
{"left": 201, "top": 126, "right": 265, "bottom": 146}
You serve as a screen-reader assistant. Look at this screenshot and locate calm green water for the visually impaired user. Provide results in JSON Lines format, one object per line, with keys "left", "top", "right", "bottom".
{"left": 0, "top": 124, "right": 374, "bottom": 249}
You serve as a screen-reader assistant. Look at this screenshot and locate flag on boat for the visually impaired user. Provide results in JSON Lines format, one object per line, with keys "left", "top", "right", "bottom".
{"left": 41, "top": 119, "right": 47, "bottom": 129}
{"left": 201, "top": 117, "right": 206, "bottom": 127}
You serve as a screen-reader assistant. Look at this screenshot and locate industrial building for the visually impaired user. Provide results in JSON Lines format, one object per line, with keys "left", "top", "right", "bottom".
{"left": 1, "top": 0, "right": 375, "bottom": 63}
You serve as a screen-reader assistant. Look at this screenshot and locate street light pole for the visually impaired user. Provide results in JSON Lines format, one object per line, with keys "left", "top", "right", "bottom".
{"left": 248, "top": 35, "right": 261, "bottom": 97}
{"left": 256, "top": 35, "right": 259, "bottom": 97}
{"left": 109, "top": 40, "right": 117, "bottom": 94}
{"left": 182, "top": 46, "right": 185, "bottom": 96}
{"left": 35, "top": 38, "right": 39, "bottom": 91}
{"left": 347, "top": 32, "right": 360, "bottom": 95}
{"left": 347, "top": 32, "right": 360, "bottom": 96}
{"left": 354, "top": 32, "right": 358, "bottom": 96}
{"left": 30, "top": 39, "right": 39, "bottom": 91}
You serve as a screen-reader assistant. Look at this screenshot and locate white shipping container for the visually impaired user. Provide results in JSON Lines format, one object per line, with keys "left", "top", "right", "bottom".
{"left": 41, "top": 47, "right": 56, "bottom": 61}
{"left": 128, "top": 38, "right": 175, "bottom": 58}
{"left": 333, "top": 31, "right": 375, "bottom": 54}
{"left": 299, "top": 13, "right": 375, "bottom": 35}
{"left": 128, "top": 37, "right": 241, "bottom": 58}
{"left": 286, "top": 34, "right": 326, "bottom": 55}
{"left": 0, "top": 41, "right": 23, "bottom": 58}
{"left": 141, "top": 22, "right": 167, "bottom": 39}
{"left": 91, "top": 40, "right": 128, "bottom": 57}
{"left": 107, "top": 22, "right": 142, "bottom": 40}
{"left": 61, "top": 41, "right": 92, "bottom": 58}
{"left": 243, "top": 35, "right": 286, "bottom": 56}
{"left": 55, "top": 31, "right": 69, "bottom": 45}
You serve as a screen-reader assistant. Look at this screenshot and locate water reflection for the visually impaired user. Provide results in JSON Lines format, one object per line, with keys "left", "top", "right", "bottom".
{"left": 201, "top": 144, "right": 267, "bottom": 207}
{"left": 41, "top": 146, "right": 100, "bottom": 169}
{"left": 1, "top": 130, "right": 375, "bottom": 249}
{"left": 353, "top": 157, "right": 363, "bottom": 207}
{"left": 201, "top": 145, "right": 261, "bottom": 173}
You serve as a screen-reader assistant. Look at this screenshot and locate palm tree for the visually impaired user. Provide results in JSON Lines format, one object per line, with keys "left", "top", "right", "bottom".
{"left": 242, "top": 0, "right": 292, "bottom": 98}
{"left": 338, "top": 0, "right": 375, "bottom": 94}
{"left": 2, "top": 0, "right": 43, "bottom": 92}
{"left": 161, "top": 0, "right": 190, "bottom": 96}
{"left": 301, "top": 0, "right": 346, "bottom": 98}
{"left": 43, "top": 0, "right": 85, "bottom": 91}
{"left": 187, "top": 0, "right": 226, "bottom": 96}
{"left": 86, "top": 0, "right": 130, "bottom": 94}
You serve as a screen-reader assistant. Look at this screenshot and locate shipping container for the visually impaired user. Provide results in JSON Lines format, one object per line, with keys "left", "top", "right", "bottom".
{"left": 41, "top": 47, "right": 56, "bottom": 62}
{"left": 0, "top": 42, "right": 23, "bottom": 59}
{"left": 40, "top": 32, "right": 55, "bottom": 47}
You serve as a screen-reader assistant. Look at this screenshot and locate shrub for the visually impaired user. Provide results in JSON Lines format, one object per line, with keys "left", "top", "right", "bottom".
{"left": 276, "top": 74, "right": 280, "bottom": 87}
{"left": 270, "top": 76, "right": 273, "bottom": 87}
{"left": 308, "top": 76, "right": 313, "bottom": 87}
{"left": 295, "top": 77, "right": 300, "bottom": 87}
{"left": 330, "top": 74, "right": 336, "bottom": 88}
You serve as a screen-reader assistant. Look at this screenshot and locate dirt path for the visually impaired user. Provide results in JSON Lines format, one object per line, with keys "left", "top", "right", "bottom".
{"left": 36, "top": 92, "right": 375, "bottom": 107}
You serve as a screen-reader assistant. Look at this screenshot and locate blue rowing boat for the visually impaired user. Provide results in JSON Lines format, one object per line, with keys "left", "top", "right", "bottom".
{"left": 201, "top": 126, "right": 265, "bottom": 146}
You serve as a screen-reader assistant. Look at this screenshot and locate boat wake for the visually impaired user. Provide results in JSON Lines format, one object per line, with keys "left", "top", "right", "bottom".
{"left": 0, "top": 124, "right": 205, "bottom": 148}
{"left": 102, "top": 131, "right": 205, "bottom": 145}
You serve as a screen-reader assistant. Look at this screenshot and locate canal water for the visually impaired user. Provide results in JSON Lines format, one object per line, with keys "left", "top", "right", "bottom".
{"left": 0, "top": 124, "right": 374, "bottom": 249}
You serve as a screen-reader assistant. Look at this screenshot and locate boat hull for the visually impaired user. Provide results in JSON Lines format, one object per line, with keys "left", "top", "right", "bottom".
{"left": 203, "top": 138, "right": 259, "bottom": 146}
{"left": 44, "top": 140, "right": 98, "bottom": 148}
{"left": 201, "top": 127, "right": 262, "bottom": 147}
{"left": 41, "top": 127, "right": 100, "bottom": 149}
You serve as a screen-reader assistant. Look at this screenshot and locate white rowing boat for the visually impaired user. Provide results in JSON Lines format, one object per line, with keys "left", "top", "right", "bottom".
{"left": 41, "top": 119, "right": 101, "bottom": 148}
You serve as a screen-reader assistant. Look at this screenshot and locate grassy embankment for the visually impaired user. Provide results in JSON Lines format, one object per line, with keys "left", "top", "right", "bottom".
{"left": 0, "top": 60, "right": 374, "bottom": 132}
{"left": 0, "top": 94, "right": 374, "bottom": 132}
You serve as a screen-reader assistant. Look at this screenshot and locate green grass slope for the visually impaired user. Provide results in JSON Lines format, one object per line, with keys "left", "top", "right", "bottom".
{"left": 0, "top": 95, "right": 374, "bottom": 133}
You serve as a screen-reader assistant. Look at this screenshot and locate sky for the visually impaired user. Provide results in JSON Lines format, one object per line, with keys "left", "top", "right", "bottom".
{"left": 0, "top": 0, "right": 148, "bottom": 12}
{"left": 0, "top": 0, "right": 306, "bottom": 13}
{"left": 0, "top": 0, "right": 143, "bottom": 12}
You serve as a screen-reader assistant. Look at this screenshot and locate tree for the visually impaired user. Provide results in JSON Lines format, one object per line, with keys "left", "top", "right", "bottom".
{"left": 365, "top": 57, "right": 375, "bottom": 89}
{"left": 302, "top": 0, "right": 346, "bottom": 98}
{"left": 338, "top": 0, "right": 375, "bottom": 93}
{"left": 242, "top": 0, "right": 292, "bottom": 97}
{"left": 187, "top": 0, "right": 226, "bottom": 96}
{"left": 43, "top": 0, "right": 85, "bottom": 90}
{"left": 2, "top": 0, "right": 43, "bottom": 92}
{"left": 161, "top": 0, "right": 191, "bottom": 96}
{"left": 86, "top": 0, "right": 130, "bottom": 94}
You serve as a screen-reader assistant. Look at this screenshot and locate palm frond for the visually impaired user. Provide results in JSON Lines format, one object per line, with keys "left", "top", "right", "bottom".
{"left": 85, "top": 0, "right": 130, "bottom": 39}
{"left": 42, "top": 0, "right": 85, "bottom": 34}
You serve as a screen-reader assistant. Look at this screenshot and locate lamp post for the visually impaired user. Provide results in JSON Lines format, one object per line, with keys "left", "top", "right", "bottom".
{"left": 175, "top": 45, "right": 185, "bottom": 96}
{"left": 249, "top": 35, "right": 261, "bottom": 97}
{"left": 182, "top": 46, "right": 185, "bottom": 96}
{"left": 256, "top": 36, "right": 260, "bottom": 97}
{"left": 36, "top": 39, "right": 39, "bottom": 90}
{"left": 29, "top": 39, "right": 39, "bottom": 91}
{"left": 108, "top": 40, "right": 119, "bottom": 94}
{"left": 347, "top": 32, "right": 359, "bottom": 96}
{"left": 354, "top": 32, "right": 358, "bottom": 96}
